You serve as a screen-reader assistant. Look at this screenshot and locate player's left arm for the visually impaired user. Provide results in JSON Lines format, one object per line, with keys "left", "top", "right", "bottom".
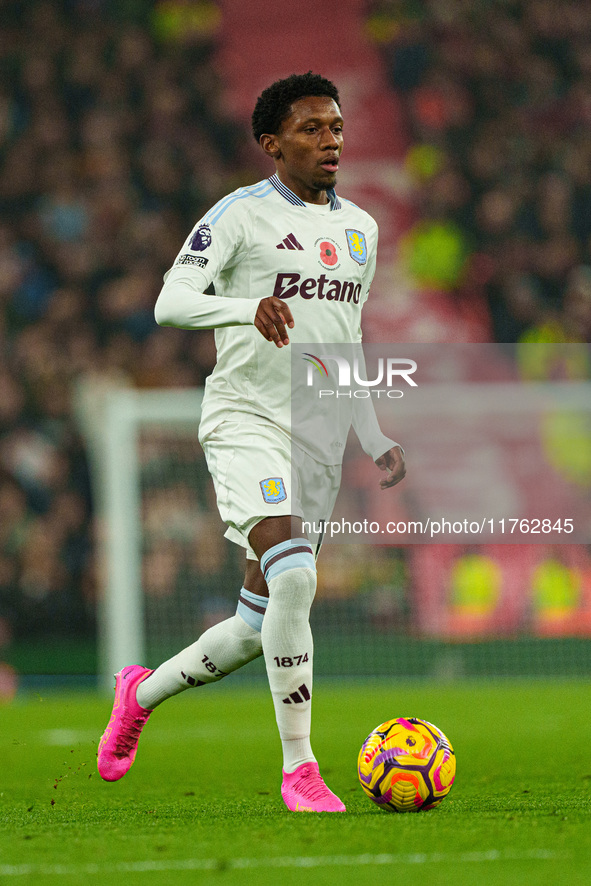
{"left": 375, "top": 445, "right": 406, "bottom": 489}
{"left": 352, "top": 220, "right": 406, "bottom": 490}
{"left": 351, "top": 385, "right": 406, "bottom": 489}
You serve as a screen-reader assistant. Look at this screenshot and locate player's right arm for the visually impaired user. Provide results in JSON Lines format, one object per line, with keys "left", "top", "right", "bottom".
{"left": 253, "top": 296, "right": 293, "bottom": 347}
{"left": 154, "top": 195, "right": 293, "bottom": 346}
{"left": 156, "top": 281, "right": 293, "bottom": 347}
{"left": 154, "top": 267, "right": 255, "bottom": 328}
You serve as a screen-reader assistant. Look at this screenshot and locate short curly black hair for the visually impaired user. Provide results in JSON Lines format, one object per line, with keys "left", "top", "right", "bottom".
{"left": 251, "top": 72, "right": 340, "bottom": 142}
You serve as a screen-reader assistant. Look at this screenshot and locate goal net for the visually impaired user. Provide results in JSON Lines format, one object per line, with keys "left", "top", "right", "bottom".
{"left": 75, "top": 375, "right": 591, "bottom": 692}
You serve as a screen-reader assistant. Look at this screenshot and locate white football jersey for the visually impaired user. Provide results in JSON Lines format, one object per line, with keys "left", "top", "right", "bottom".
{"left": 158, "top": 174, "right": 394, "bottom": 464}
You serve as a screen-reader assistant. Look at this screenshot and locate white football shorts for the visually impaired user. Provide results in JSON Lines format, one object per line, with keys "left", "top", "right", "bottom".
{"left": 201, "top": 416, "right": 341, "bottom": 560}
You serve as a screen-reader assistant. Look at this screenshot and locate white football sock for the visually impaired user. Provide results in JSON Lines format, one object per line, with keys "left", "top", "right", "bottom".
{"left": 136, "top": 588, "right": 267, "bottom": 709}
{"left": 260, "top": 539, "right": 317, "bottom": 773}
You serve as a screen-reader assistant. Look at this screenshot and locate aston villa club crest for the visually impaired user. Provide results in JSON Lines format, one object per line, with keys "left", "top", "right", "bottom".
{"left": 346, "top": 229, "right": 367, "bottom": 264}
{"left": 260, "top": 477, "right": 287, "bottom": 503}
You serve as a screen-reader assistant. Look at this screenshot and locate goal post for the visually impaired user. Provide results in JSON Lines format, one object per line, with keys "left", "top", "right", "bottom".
{"left": 75, "top": 381, "right": 203, "bottom": 691}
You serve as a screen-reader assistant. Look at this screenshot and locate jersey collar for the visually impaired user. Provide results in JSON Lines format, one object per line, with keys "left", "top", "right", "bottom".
{"left": 269, "top": 173, "right": 341, "bottom": 211}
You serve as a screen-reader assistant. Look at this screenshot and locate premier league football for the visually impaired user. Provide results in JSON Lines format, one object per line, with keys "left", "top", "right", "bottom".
{"left": 358, "top": 717, "right": 456, "bottom": 813}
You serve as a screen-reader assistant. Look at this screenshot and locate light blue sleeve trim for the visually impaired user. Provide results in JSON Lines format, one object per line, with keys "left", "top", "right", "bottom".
{"left": 204, "top": 182, "right": 274, "bottom": 226}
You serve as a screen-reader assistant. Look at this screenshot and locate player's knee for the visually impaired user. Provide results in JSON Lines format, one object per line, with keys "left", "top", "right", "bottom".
{"left": 260, "top": 538, "right": 317, "bottom": 607}
{"left": 263, "top": 567, "right": 317, "bottom": 623}
{"left": 277, "top": 565, "right": 317, "bottom": 608}
{"left": 229, "top": 616, "right": 263, "bottom": 659}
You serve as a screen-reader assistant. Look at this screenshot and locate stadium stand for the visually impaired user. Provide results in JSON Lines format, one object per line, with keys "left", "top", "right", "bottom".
{"left": 0, "top": 0, "right": 590, "bottom": 681}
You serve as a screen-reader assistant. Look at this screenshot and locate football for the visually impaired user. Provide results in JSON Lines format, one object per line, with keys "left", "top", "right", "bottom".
{"left": 357, "top": 717, "right": 456, "bottom": 812}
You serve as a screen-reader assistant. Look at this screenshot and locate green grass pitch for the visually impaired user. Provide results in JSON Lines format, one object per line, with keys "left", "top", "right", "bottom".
{"left": 1, "top": 680, "right": 590, "bottom": 886}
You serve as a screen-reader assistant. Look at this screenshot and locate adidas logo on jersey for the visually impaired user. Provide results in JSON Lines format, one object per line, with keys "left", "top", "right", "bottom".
{"left": 282, "top": 683, "right": 311, "bottom": 704}
{"left": 276, "top": 233, "right": 304, "bottom": 251}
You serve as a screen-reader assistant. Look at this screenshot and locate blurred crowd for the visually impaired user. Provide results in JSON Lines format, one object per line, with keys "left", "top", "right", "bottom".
{"left": 367, "top": 0, "right": 591, "bottom": 343}
{"left": 0, "top": 0, "right": 253, "bottom": 649}
{"left": 1, "top": 0, "right": 590, "bottom": 655}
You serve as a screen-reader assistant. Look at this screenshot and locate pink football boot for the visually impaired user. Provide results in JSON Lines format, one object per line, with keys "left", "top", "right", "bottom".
{"left": 281, "top": 762, "right": 346, "bottom": 812}
{"left": 97, "top": 665, "right": 153, "bottom": 781}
